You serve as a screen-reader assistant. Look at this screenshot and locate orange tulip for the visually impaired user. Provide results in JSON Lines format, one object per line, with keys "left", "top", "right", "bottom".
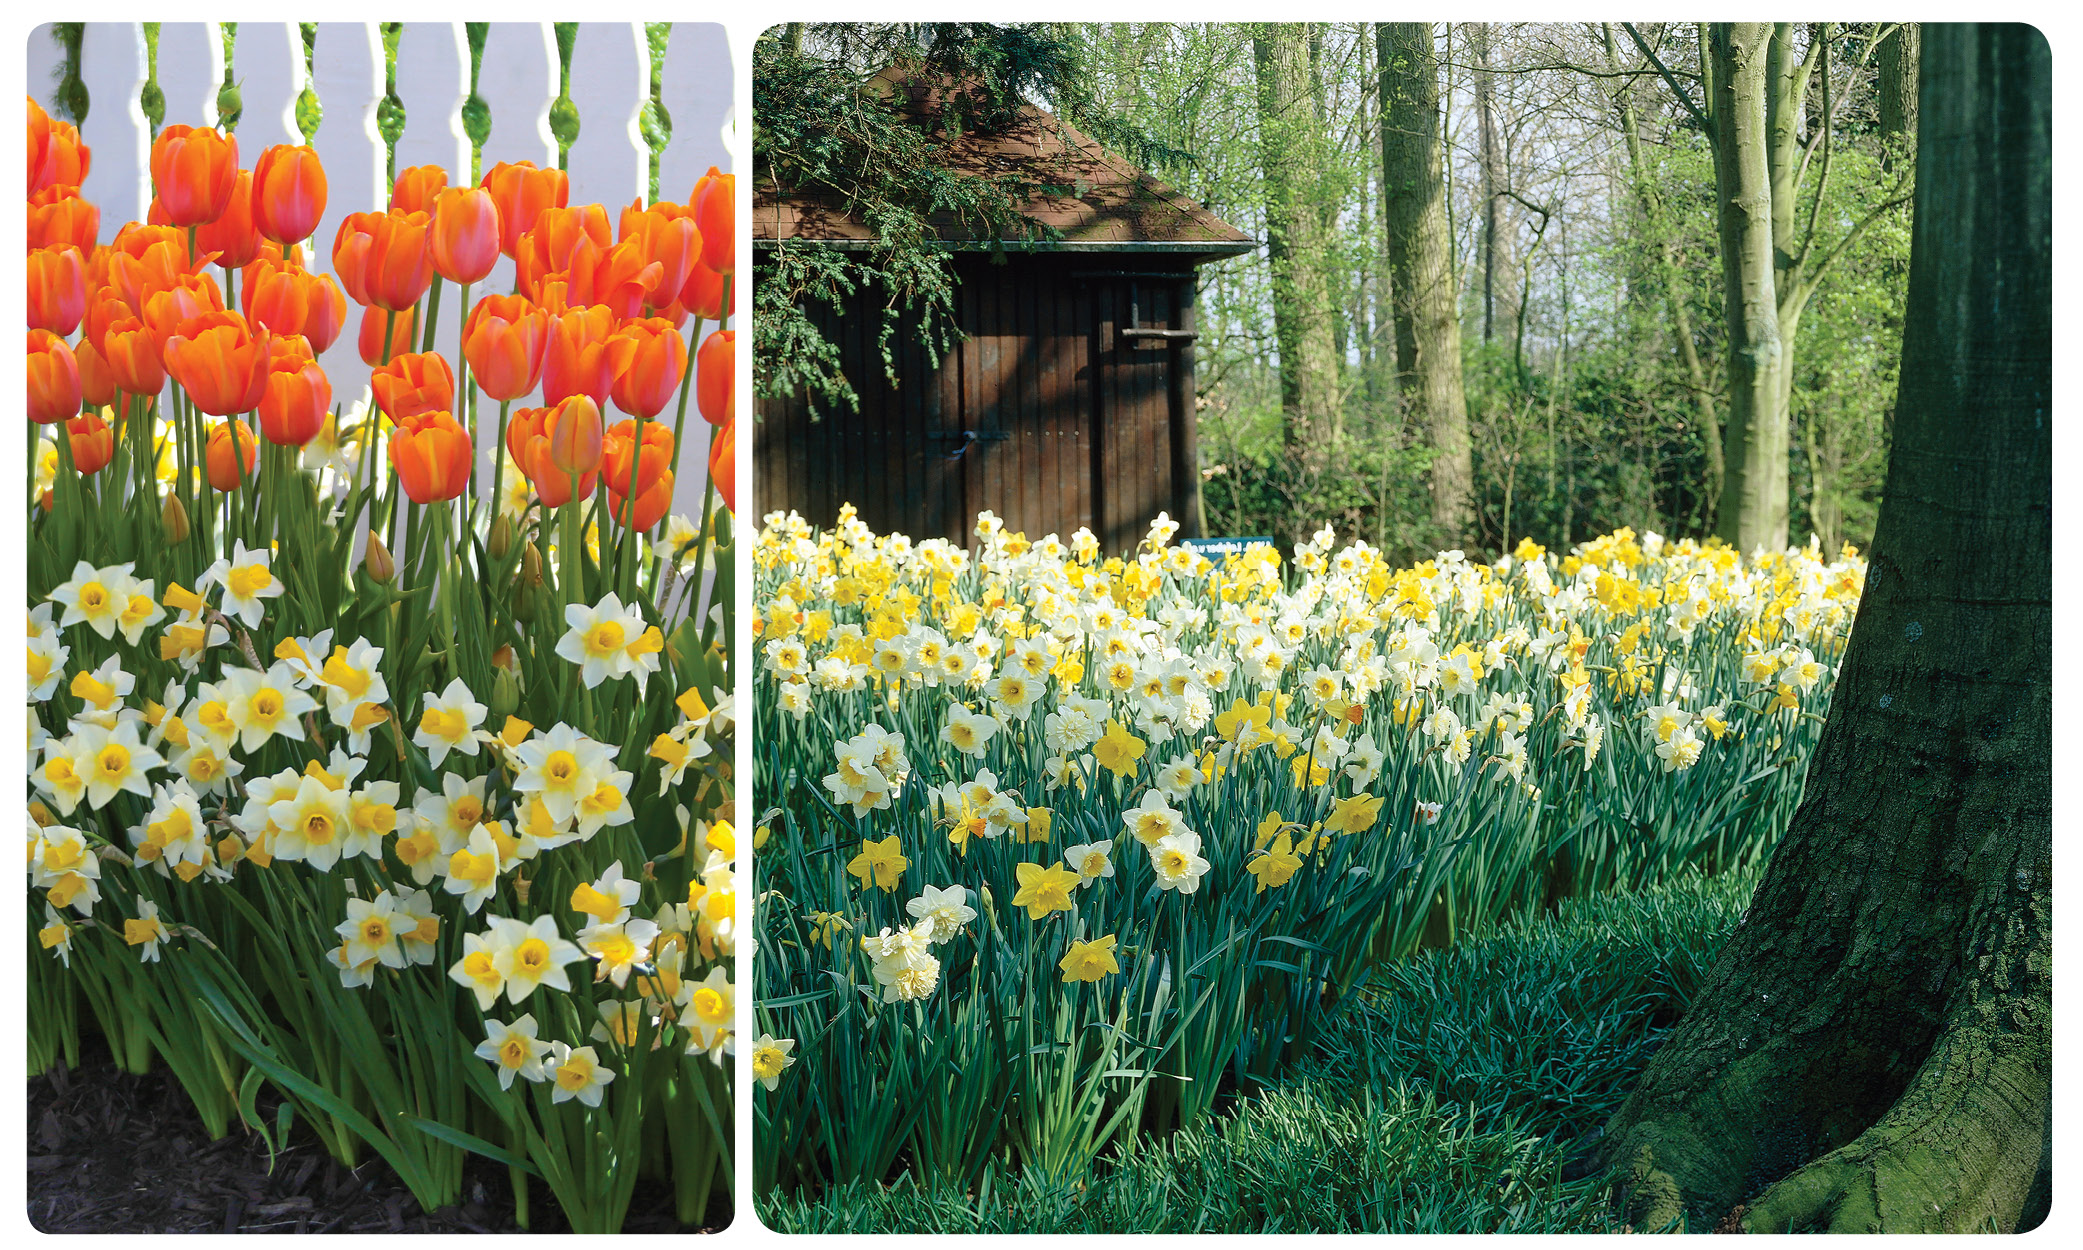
{"left": 74, "top": 336, "right": 118, "bottom": 409}
{"left": 102, "top": 316, "right": 166, "bottom": 396}
{"left": 515, "top": 204, "right": 612, "bottom": 302}
{"left": 608, "top": 468, "right": 674, "bottom": 531}
{"left": 357, "top": 303, "right": 416, "bottom": 367}
{"left": 106, "top": 238, "right": 205, "bottom": 314}
{"left": 390, "top": 164, "right": 448, "bottom": 215}
{"left": 602, "top": 417, "right": 674, "bottom": 499}
{"left": 692, "top": 167, "right": 734, "bottom": 274}
{"left": 150, "top": 125, "right": 241, "bottom": 227}
{"left": 195, "top": 169, "right": 263, "bottom": 269}
{"left": 27, "top": 245, "right": 87, "bottom": 336}
{"left": 680, "top": 260, "right": 733, "bottom": 322}
{"left": 462, "top": 293, "right": 549, "bottom": 402}
{"left": 560, "top": 237, "right": 664, "bottom": 320}
{"left": 697, "top": 329, "right": 734, "bottom": 426}
{"left": 164, "top": 312, "right": 271, "bottom": 416}
{"left": 604, "top": 318, "right": 686, "bottom": 420}
{"left": 388, "top": 410, "right": 473, "bottom": 503}
{"left": 301, "top": 270, "right": 348, "bottom": 354}
{"left": 619, "top": 201, "right": 701, "bottom": 312}
{"left": 709, "top": 418, "right": 736, "bottom": 512}
{"left": 371, "top": 351, "right": 455, "bottom": 421}
{"left": 28, "top": 329, "right": 81, "bottom": 425}
{"left": 27, "top": 185, "right": 98, "bottom": 252}
{"left": 109, "top": 221, "right": 190, "bottom": 266}
{"left": 544, "top": 393, "right": 604, "bottom": 477}
{"left": 506, "top": 397, "right": 603, "bottom": 507}
{"left": 141, "top": 273, "right": 228, "bottom": 353}
{"left": 252, "top": 144, "right": 328, "bottom": 246}
{"left": 331, "top": 211, "right": 385, "bottom": 306}
{"left": 205, "top": 418, "right": 259, "bottom": 490}
{"left": 430, "top": 186, "right": 501, "bottom": 284}
{"left": 66, "top": 412, "right": 116, "bottom": 475}
{"left": 542, "top": 304, "right": 617, "bottom": 407}
{"left": 363, "top": 212, "right": 435, "bottom": 313}
{"left": 258, "top": 336, "right": 331, "bottom": 446}
{"left": 28, "top": 97, "right": 90, "bottom": 195}
{"left": 81, "top": 288, "right": 128, "bottom": 354}
{"left": 243, "top": 257, "right": 346, "bottom": 352}
{"left": 481, "top": 160, "right": 567, "bottom": 257}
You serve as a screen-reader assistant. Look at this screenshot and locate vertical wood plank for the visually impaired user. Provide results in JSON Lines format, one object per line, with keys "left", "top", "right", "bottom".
{"left": 656, "top": 21, "right": 732, "bottom": 201}
{"left": 155, "top": 23, "right": 225, "bottom": 132}
{"left": 393, "top": 23, "right": 470, "bottom": 186}
{"left": 27, "top": 24, "right": 60, "bottom": 109}
{"left": 232, "top": 23, "right": 307, "bottom": 151}
{"left": 476, "top": 23, "right": 559, "bottom": 173}
{"left": 565, "top": 23, "right": 650, "bottom": 212}
{"left": 310, "top": 24, "right": 385, "bottom": 416}
{"left": 74, "top": 23, "right": 151, "bottom": 227}
{"left": 1038, "top": 266, "right": 1063, "bottom": 541}
{"left": 312, "top": 24, "right": 385, "bottom": 214}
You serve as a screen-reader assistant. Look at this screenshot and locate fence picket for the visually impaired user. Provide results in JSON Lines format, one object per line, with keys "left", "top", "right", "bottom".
{"left": 657, "top": 22, "right": 732, "bottom": 204}
{"left": 72, "top": 22, "right": 151, "bottom": 227}
{"left": 233, "top": 23, "right": 308, "bottom": 152}
{"left": 565, "top": 23, "right": 650, "bottom": 212}
{"left": 393, "top": 23, "right": 471, "bottom": 188}
{"left": 154, "top": 23, "right": 225, "bottom": 133}
{"left": 310, "top": 24, "right": 387, "bottom": 414}
{"left": 477, "top": 23, "right": 559, "bottom": 175}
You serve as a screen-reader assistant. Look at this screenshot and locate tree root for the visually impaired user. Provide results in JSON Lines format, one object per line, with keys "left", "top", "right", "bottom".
{"left": 1738, "top": 1011, "right": 2050, "bottom": 1233}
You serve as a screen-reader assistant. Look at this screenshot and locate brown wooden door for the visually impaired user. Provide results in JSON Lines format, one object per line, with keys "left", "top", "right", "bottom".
{"left": 1088, "top": 272, "right": 1193, "bottom": 553}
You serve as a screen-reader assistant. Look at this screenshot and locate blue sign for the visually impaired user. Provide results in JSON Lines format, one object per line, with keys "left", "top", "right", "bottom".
{"left": 1181, "top": 537, "right": 1275, "bottom": 558}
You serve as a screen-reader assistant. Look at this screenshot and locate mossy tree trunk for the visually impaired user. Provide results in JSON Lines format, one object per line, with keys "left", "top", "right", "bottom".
{"left": 1598, "top": 23, "right": 2050, "bottom": 1233}
{"left": 1378, "top": 22, "right": 1473, "bottom": 546}
{"left": 1253, "top": 24, "right": 1344, "bottom": 454}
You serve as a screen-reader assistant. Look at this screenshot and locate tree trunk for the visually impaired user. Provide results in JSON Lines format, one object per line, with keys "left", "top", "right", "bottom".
{"left": 1254, "top": 24, "right": 1344, "bottom": 452}
{"left": 1378, "top": 22, "right": 1473, "bottom": 545}
{"left": 1707, "top": 23, "right": 1790, "bottom": 551}
{"left": 1876, "top": 22, "right": 1919, "bottom": 163}
{"left": 1598, "top": 23, "right": 2050, "bottom": 1233}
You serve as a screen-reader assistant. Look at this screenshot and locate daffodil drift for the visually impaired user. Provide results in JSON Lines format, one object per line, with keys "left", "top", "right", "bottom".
{"left": 26, "top": 98, "right": 737, "bottom": 1233}
{"left": 751, "top": 505, "right": 1857, "bottom": 1200}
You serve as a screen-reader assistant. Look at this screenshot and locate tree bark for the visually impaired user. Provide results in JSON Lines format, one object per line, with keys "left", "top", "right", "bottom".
{"left": 1254, "top": 24, "right": 1344, "bottom": 452}
{"left": 1706, "top": 23, "right": 1790, "bottom": 551}
{"left": 1876, "top": 23, "right": 1919, "bottom": 158}
{"left": 1378, "top": 22, "right": 1473, "bottom": 545}
{"left": 1598, "top": 23, "right": 2050, "bottom": 1233}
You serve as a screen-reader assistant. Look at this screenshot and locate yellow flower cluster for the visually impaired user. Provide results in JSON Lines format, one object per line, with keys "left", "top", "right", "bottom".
{"left": 754, "top": 507, "right": 1862, "bottom": 1017}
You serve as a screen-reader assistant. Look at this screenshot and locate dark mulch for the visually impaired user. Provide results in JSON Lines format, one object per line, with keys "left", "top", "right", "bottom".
{"left": 28, "top": 1033, "right": 727, "bottom": 1233}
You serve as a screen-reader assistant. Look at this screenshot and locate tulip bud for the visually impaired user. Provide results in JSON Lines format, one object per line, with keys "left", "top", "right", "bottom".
{"left": 490, "top": 665, "right": 522, "bottom": 719}
{"left": 364, "top": 531, "right": 394, "bottom": 582}
{"left": 161, "top": 493, "right": 191, "bottom": 543}
{"left": 487, "top": 513, "right": 514, "bottom": 561}
{"left": 514, "top": 544, "right": 543, "bottom": 622}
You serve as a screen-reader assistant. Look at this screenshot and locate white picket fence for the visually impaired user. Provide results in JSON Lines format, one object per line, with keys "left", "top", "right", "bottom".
{"left": 29, "top": 21, "right": 735, "bottom": 523}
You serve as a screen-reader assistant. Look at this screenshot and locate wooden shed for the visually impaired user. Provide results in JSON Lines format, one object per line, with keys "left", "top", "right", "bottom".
{"left": 754, "top": 75, "right": 1254, "bottom": 551}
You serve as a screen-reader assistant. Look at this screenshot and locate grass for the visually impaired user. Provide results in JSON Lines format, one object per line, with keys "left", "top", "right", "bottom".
{"left": 757, "top": 865, "right": 1758, "bottom": 1234}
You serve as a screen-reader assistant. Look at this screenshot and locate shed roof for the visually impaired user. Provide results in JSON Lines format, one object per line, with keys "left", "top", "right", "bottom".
{"left": 754, "top": 69, "right": 1255, "bottom": 258}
